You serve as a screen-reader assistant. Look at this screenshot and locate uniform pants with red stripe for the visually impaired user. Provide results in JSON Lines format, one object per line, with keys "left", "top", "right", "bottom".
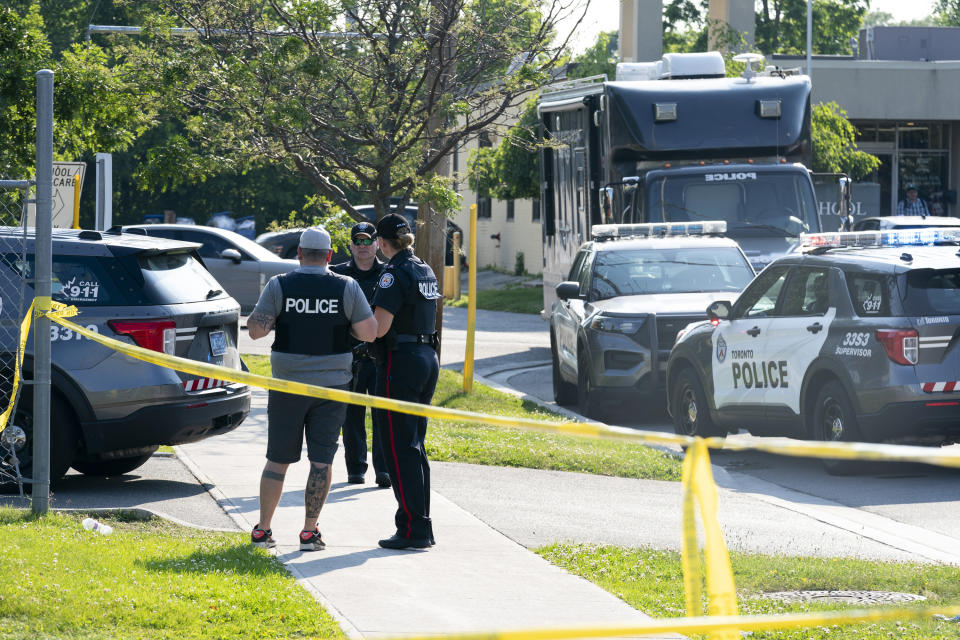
{"left": 373, "top": 344, "right": 440, "bottom": 541}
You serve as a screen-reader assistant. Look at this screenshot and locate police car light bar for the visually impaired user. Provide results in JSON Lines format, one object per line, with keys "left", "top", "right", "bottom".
{"left": 801, "top": 227, "right": 960, "bottom": 251}
{"left": 591, "top": 220, "right": 727, "bottom": 240}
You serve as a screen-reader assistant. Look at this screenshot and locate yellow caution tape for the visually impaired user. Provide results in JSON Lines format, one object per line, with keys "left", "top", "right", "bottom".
{"left": 0, "top": 300, "right": 35, "bottom": 432}
{"left": 31, "top": 304, "right": 960, "bottom": 639}
{"left": 681, "top": 439, "right": 738, "bottom": 639}
{"left": 377, "top": 604, "right": 960, "bottom": 640}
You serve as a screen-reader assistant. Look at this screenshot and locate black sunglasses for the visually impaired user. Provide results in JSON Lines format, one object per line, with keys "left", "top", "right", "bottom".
{"left": 353, "top": 237, "right": 374, "bottom": 246}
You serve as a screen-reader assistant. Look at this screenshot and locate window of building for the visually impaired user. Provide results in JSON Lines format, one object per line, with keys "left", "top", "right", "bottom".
{"left": 506, "top": 200, "right": 515, "bottom": 221}
{"left": 532, "top": 198, "right": 541, "bottom": 221}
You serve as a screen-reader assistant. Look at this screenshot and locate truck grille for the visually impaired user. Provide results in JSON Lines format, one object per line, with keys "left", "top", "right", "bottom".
{"left": 657, "top": 315, "right": 703, "bottom": 350}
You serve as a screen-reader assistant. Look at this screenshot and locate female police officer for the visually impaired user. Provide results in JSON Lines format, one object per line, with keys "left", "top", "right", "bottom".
{"left": 370, "top": 212, "right": 441, "bottom": 550}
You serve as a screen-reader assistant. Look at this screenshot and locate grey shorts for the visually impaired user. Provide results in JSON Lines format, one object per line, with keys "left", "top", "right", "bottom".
{"left": 266, "top": 385, "right": 348, "bottom": 464}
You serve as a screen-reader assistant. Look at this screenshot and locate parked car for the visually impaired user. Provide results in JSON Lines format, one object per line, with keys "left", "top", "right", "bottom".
{"left": 667, "top": 226, "right": 960, "bottom": 472}
{"left": 124, "top": 224, "right": 298, "bottom": 313}
{"left": 549, "top": 221, "right": 755, "bottom": 420}
{"left": 853, "top": 215, "right": 960, "bottom": 231}
{"left": 0, "top": 227, "right": 251, "bottom": 487}
{"left": 256, "top": 206, "right": 466, "bottom": 268}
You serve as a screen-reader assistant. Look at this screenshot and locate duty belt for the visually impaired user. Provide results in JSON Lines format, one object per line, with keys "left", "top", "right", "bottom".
{"left": 396, "top": 333, "right": 435, "bottom": 345}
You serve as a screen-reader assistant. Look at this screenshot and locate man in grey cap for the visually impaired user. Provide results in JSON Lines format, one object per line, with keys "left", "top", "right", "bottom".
{"left": 247, "top": 226, "right": 377, "bottom": 551}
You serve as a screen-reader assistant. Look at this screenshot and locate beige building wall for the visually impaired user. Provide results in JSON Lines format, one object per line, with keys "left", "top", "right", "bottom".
{"left": 450, "top": 105, "right": 544, "bottom": 276}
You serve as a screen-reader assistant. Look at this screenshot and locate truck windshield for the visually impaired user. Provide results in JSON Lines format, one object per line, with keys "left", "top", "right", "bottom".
{"left": 646, "top": 172, "right": 818, "bottom": 238}
{"left": 590, "top": 247, "right": 754, "bottom": 300}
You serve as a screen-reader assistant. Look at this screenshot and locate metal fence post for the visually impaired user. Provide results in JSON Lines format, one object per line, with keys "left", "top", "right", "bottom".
{"left": 32, "top": 69, "right": 54, "bottom": 514}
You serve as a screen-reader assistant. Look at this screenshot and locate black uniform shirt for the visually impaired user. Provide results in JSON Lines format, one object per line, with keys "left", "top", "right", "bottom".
{"left": 372, "top": 249, "right": 440, "bottom": 335}
{"left": 330, "top": 257, "right": 384, "bottom": 304}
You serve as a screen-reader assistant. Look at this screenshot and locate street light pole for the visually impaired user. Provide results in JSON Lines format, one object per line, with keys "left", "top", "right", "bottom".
{"left": 806, "top": 0, "right": 813, "bottom": 77}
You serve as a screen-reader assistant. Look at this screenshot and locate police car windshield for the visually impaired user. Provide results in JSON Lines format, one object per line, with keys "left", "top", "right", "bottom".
{"left": 903, "top": 268, "right": 960, "bottom": 316}
{"left": 647, "top": 172, "right": 817, "bottom": 237}
{"left": 591, "top": 247, "right": 754, "bottom": 299}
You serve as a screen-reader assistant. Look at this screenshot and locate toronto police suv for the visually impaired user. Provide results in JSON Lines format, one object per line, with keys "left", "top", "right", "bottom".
{"left": 550, "top": 221, "right": 755, "bottom": 419}
{"left": 667, "top": 227, "right": 960, "bottom": 469}
{"left": 0, "top": 227, "right": 251, "bottom": 487}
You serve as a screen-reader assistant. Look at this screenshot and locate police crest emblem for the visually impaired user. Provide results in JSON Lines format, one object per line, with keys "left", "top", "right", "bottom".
{"left": 715, "top": 334, "right": 727, "bottom": 363}
{"left": 378, "top": 272, "right": 395, "bottom": 289}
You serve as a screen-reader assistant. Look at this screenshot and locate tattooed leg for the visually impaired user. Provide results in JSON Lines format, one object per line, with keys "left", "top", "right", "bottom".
{"left": 258, "top": 462, "right": 288, "bottom": 531}
{"left": 304, "top": 462, "right": 332, "bottom": 531}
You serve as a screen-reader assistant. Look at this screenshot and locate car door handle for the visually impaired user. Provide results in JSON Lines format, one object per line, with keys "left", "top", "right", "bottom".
{"left": 747, "top": 326, "right": 761, "bottom": 337}
{"left": 806, "top": 322, "right": 823, "bottom": 334}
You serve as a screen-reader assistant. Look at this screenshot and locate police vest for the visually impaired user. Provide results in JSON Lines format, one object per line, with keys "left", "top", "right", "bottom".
{"left": 392, "top": 252, "right": 441, "bottom": 335}
{"left": 330, "top": 258, "right": 383, "bottom": 304}
{"left": 272, "top": 271, "right": 351, "bottom": 356}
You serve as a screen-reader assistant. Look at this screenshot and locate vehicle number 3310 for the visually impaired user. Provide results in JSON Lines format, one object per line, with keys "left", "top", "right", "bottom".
{"left": 842, "top": 332, "right": 870, "bottom": 347}
{"left": 50, "top": 324, "right": 99, "bottom": 341}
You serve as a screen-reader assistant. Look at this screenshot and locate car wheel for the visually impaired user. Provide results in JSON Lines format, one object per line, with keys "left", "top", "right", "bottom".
{"left": 671, "top": 368, "right": 724, "bottom": 438}
{"left": 551, "top": 333, "right": 577, "bottom": 406}
{"left": 71, "top": 448, "right": 158, "bottom": 477}
{"left": 577, "top": 346, "right": 604, "bottom": 421}
{"left": 1, "top": 390, "right": 78, "bottom": 490}
{"left": 812, "top": 383, "right": 863, "bottom": 475}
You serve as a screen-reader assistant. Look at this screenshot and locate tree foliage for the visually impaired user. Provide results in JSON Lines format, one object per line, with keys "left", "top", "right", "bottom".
{"left": 0, "top": 4, "right": 150, "bottom": 179}
{"left": 467, "top": 98, "right": 539, "bottom": 200}
{"left": 755, "top": 0, "right": 868, "bottom": 56}
{"left": 934, "top": 0, "right": 960, "bottom": 25}
{"left": 123, "top": 0, "right": 582, "bottom": 221}
{"left": 811, "top": 101, "right": 880, "bottom": 179}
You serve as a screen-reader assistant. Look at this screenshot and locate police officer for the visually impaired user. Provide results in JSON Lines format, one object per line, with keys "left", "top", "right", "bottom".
{"left": 370, "top": 213, "right": 441, "bottom": 550}
{"left": 247, "top": 226, "right": 377, "bottom": 551}
{"left": 330, "top": 221, "right": 391, "bottom": 488}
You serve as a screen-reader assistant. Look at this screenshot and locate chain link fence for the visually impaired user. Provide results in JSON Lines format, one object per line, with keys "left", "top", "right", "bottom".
{"left": 0, "top": 183, "right": 31, "bottom": 494}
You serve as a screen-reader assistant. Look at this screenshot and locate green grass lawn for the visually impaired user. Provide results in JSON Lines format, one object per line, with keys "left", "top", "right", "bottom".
{"left": 0, "top": 508, "right": 343, "bottom": 640}
{"left": 446, "top": 283, "right": 544, "bottom": 315}
{"left": 538, "top": 543, "right": 960, "bottom": 640}
{"left": 241, "top": 355, "right": 682, "bottom": 481}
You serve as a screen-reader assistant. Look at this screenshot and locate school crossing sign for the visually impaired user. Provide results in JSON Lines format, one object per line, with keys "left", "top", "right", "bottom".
{"left": 25, "top": 161, "right": 86, "bottom": 228}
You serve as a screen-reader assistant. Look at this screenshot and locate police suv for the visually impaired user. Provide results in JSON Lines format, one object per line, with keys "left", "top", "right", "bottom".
{"left": 550, "top": 221, "right": 755, "bottom": 419}
{"left": 667, "top": 227, "right": 960, "bottom": 465}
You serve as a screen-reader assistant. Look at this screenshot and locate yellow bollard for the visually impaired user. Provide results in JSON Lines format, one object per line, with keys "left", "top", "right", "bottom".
{"left": 463, "top": 205, "right": 478, "bottom": 392}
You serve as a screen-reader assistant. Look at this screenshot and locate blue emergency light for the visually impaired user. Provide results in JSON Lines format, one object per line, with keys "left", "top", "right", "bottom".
{"left": 591, "top": 220, "right": 727, "bottom": 241}
{"left": 801, "top": 227, "right": 960, "bottom": 251}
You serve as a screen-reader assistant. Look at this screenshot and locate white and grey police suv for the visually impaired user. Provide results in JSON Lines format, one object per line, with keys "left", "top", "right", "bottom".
{"left": 667, "top": 227, "right": 960, "bottom": 462}
{"left": 0, "top": 227, "right": 250, "bottom": 487}
{"left": 550, "top": 221, "right": 755, "bottom": 419}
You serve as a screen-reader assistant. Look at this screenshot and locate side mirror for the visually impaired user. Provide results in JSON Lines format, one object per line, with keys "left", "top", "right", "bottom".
{"left": 706, "top": 300, "right": 732, "bottom": 322}
{"left": 220, "top": 248, "right": 242, "bottom": 264}
{"left": 555, "top": 281, "right": 581, "bottom": 302}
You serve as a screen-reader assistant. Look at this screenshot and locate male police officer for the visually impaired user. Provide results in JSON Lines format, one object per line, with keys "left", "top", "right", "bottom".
{"left": 370, "top": 213, "right": 441, "bottom": 550}
{"left": 330, "top": 221, "right": 391, "bottom": 488}
{"left": 247, "top": 226, "right": 377, "bottom": 551}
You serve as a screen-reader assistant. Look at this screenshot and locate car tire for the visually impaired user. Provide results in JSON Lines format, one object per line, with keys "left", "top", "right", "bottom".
{"left": 1, "top": 390, "right": 78, "bottom": 490}
{"left": 577, "top": 346, "right": 604, "bottom": 421}
{"left": 71, "top": 448, "right": 158, "bottom": 477}
{"left": 551, "top": 333, "right": 577, "bottom": 406}
{"left": 812, "top": 383, "right": 864, "bottom": 476}
{"left": 671, "top": 368, "right": 725, "bottom": 438}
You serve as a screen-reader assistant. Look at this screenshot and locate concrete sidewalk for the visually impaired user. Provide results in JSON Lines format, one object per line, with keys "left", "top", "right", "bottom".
{"left": 176, "top": 389, "right": 678, "bottom": 639}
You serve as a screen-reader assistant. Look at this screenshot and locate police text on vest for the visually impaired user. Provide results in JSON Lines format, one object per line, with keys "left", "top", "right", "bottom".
{"left": 286, "top": 298, "right": 340, "bottom": 314}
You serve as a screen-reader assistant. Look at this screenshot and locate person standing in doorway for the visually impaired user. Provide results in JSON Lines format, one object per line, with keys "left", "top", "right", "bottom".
{"left": 330, "top": 221, "right": 391, "bottom": 488}
{"left": 247, "top": 226, "right": 377, "bottom": 551}
{"left": 370, "top": 213, "right": 441, "bottom": 550}
{"left": 897, "top": 184, "right": 930, "bottom": 216}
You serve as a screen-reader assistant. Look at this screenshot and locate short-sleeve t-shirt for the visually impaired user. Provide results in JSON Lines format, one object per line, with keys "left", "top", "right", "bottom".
{"left": 252, "top": 266, "right": 372, "bottom": 386}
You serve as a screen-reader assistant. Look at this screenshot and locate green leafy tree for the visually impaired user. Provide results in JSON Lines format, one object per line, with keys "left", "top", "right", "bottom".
{"left": 755, "top": 0, "right": 868, "bottom": 56}
{"left": 811, "top": 101, "right": 880, "bottom": 179}
{"left": 121, "top": 0, "right": 579, "bottom": 224}
{"left": 467, "top": 98, "right": 539, "bottom": 200}
{"left": 0, "top": 4, "right": 150, "bottom": 179}
{"left": 567, "top": 30, "right": 617, "bottom": 80}
{"left": 934, "top": 0, "right": 960, "bottom": 25}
